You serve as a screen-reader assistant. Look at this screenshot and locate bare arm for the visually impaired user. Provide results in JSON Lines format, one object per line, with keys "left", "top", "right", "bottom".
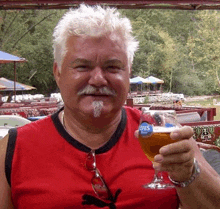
{"left": 153, "top": 126, "right": 220, "bottom": 209}
{"left": 177, "top": 139, "right": 220, "bottom": 209}
{"left": 0, "top": 134, "right": 14, "bottom": 209}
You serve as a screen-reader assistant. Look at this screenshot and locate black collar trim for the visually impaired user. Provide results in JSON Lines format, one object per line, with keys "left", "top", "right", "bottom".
{"left": 51, "top": 108, "right": 127, "bottom": 154}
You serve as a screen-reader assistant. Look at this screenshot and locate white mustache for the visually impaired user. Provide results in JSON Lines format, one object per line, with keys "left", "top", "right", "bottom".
{"left": 77, "top": 85, "right": 116, "bottom": 96}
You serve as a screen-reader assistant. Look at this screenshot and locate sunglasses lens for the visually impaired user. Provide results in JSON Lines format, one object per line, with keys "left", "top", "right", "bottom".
{"left": 86, "top": 152, "right": 95, "bottom": 170}
{"left": 86, "top": 151, "right": 111, "bottom": 200}
{"left": 91, "top": 174, "right": 109, "bottom": 200}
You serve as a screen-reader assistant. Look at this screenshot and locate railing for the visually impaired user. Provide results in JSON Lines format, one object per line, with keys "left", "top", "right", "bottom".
{"left": 126, "top": 98, "right": 216, "bottom": 121}
{"left": 125, "top": 98, "right": 220, "bottom": 146}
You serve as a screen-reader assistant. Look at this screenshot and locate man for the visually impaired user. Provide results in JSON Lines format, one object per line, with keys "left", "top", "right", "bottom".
{"left": 0, "top": 4, "right": 220, "bottom": 208}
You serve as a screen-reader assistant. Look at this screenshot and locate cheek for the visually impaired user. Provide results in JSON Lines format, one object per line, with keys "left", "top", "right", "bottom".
{"left": 59, "top": 71, "right": 89, "bottom": 93}
{"left": 116, "top": 73, "right": 130, "bottom": 87}
{"left": 111, "top": 74, "right": 130, "bottom": 94}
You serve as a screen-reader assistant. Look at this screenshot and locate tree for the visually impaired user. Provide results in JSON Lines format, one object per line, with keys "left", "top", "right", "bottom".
{"left": 186, "top": 10, "right": 220, "bottom": 94}
{"left": 1, "top": 8, "right": 220, "bottom": 96}
{"left": 0, "top": 9, "right": 65, "bottom": 94}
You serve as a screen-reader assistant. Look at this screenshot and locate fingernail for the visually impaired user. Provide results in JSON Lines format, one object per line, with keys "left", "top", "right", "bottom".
{"left": 153, "top": 163, "right": 161, "bottom": 170}
{"left": 154, "top": 155, "right": 163, "bottom": 162}
{"left": 160, "top": 147, "right": 168, "bottom": 154}
{"left": 170, "top": 131, "right": 179, "bottom": 140}
{"left": 134, "top": 130, "right": 139, "bottom": 139}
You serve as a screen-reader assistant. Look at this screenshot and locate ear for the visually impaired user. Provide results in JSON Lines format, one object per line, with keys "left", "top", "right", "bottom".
{"left": 53, "top": 62, "right": 61, "bottom": 87}
{"left": 129, "top": 64, "right": 132, "bottom": 75}
{"left": 129, "top": 67, "right": 132, "bottom": 76}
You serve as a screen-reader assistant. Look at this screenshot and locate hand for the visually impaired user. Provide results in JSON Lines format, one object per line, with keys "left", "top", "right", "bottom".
{"left": 153, "top": 126, "right": 195, "bottom": 182}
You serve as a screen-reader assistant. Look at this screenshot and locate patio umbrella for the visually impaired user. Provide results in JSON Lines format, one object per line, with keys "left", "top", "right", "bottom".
{"left": 0, "top": 84, "right": 6, "bottom": 89}
{"left": 145, "top": 76, "right": 164, "bottom": 84}
{"left": 129, "top": 76, "right": 149, "bottom": 95}
{"left": 0, "top": 77, "right": 36, "bottom": 91}
{"left": 129, "top": 76, "right": 148, "bottom": 84}
{"left": 145, "top": 76, "right": 164, "bottom": 93}
{"left": 0, "top": 51, "right": 26, "bottom": 64}
{"left": 0, "top": 51, "right": 27, "bottom": 100}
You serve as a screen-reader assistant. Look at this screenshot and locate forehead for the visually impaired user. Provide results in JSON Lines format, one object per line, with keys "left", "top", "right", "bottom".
{"left": 65, "top": 35, "right": 128, "bottom": 63}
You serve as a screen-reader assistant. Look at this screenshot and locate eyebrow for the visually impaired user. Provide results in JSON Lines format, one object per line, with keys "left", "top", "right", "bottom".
{"left": 70, "top": 58, "right": 125, "bottom": 67}
{"left": 104, "top": 59, "right": 125, "bottom": 67}
{"left": 71, "top": 58, "right": 92, "bottom": 65}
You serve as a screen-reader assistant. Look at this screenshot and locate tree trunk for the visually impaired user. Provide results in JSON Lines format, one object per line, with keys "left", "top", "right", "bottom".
{"left": 215, "top": 69, "right": 220, "bottom": 88}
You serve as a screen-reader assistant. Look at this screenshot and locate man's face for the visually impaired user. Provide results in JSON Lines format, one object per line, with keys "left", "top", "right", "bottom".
{"left": 54, "top": 35, "right": 130, "bottom": 117}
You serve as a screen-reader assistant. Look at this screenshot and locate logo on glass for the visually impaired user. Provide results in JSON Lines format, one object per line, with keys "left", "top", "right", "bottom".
{"left": 139, "top": 122, "right": 153, "bottom": 136}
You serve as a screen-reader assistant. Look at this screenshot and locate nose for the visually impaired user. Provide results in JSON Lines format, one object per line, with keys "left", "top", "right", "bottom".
{"left": 88, "top": 66, "right": 108, "bottom": 87}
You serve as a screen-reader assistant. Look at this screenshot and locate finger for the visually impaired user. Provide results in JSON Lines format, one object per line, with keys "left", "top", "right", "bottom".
{"left": 155, "top": 150, "right": 194, "bottom": 165}
{"left": 158, "top": 159, "right": 194, "bottom": 172}
{"left": 153, "top": 157, "right": 194, "bottom": 171}
{"left": 153, "top": 157, "right": 194, "bottom": 182}
{"left": 134, "top": 130, "right": 139, "bottom": 138}
{"left": 170, "top": 126, "right": 194, "bottom": 141}
{"left": 159, "top": 139, "right": 194, "bottom": 156}
{"left": 156, "top": 162, "right": 194, "bottom": 181}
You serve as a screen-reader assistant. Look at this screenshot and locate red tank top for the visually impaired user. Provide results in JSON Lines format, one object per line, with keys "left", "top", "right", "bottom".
{"left": 6, "top": 107, "right": 179, "bottom": 209}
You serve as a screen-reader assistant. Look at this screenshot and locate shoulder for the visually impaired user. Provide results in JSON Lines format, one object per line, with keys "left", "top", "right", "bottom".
{"left": 123, "top": 106, "right": 141, "bottom": 121}
{"left": 5, "top": 115, "right": 56, "bottom": 186}
{"left": 16, "top": 115, "right": 53, "bottom": 135}
{"left": 123, "top": 106, "right": 141, "bottom": 129}
{"left": 7, "top": 115, "right": 54, "bottom": 158}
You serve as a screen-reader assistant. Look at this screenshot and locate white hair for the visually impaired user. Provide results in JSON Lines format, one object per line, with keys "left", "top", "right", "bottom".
{"left": 52, "top": 4, "right": 139, "bottom": 72}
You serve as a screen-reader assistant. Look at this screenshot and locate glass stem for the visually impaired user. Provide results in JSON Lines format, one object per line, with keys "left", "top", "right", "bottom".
{"left": 153, "top": 169, "right": 163, "bottom": 183}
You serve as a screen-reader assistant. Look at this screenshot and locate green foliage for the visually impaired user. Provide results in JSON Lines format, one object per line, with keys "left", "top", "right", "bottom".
{"left": 0, "top": 9, "right": 65, "bottom": 94}
{"left": 1, "top": 9, "right": 220, "bottom": 96}
{"left": 144, "top": 96, "right": 149, "bottom": 103}
{"left": 123, "top": 9, "right": 220, "bottom": 96}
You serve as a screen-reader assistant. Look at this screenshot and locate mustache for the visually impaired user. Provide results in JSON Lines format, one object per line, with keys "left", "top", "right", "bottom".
{"left": 77, "top": 85, "right": 116, "bottom": 96}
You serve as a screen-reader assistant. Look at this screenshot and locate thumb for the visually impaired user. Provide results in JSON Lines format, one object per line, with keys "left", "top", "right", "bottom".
{"left": 170, "top": 126, "right": 194, "bottom": 140}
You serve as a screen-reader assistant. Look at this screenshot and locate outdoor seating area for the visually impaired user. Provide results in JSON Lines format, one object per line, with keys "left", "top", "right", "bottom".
{"left": 0, "top": 93, "right": 62, "bottom": 119}
{"left": 0, "top": 101, "right": 59, "bottom": 119}
{"left": 129, "top": 76, "right": 164, "bottom": 97}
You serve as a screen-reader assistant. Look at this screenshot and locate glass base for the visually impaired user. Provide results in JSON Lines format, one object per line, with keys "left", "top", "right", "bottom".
{"left": 143, "top": 171, "right": 175, "bottom": 189}
{"left": 143, "top": 182, "right": 175, "bottom": 189}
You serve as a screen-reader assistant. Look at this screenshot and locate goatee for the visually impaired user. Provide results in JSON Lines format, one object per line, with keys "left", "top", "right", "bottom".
{"left": 92, "top": 101, "right": 104, "bottom": 117}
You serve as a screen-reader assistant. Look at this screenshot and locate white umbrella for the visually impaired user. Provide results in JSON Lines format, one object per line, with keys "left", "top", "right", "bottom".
{"left": 145, "top": 76, "right": 164, "bottom": 84}
{"left": 129, "top": 76, "right": 148, "bottom": 84}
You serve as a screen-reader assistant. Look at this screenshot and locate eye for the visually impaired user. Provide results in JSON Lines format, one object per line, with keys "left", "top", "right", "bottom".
{"left": 75, "top": 65, "right": 90, "bottom": 72}
{"left": 106, "top": 66, "right": 122, "bottom": 73}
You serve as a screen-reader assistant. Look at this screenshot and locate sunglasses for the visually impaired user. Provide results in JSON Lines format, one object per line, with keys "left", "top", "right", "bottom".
{"left": 86, "top": 150, "right": 113, "bottom": 200}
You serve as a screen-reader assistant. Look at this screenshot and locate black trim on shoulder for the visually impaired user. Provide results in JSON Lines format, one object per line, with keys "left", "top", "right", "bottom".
{"left": 51, "top": 107, "right": 127, "bottom": 154}
{"left": 96, "top": 108, "right": 127, "bottom": 154}
{"left": 51, "top": 107, "right": 91, "bottom": 153}
{"left": 5, "top": 128, "right": 17, "bottom": 186}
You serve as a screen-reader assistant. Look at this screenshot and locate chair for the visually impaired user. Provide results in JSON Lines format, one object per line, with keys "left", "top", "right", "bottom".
{"left": 197, "top": 142, "right": 220, "bottom": 175}
{"left": 0, "top": 115, "right": 31, "bottom": 127}
{"left": 176, "top": 112, "right": 201, "bottom": 123}
{"left": 0, "top": 115, "right": 31, "bottom": 140}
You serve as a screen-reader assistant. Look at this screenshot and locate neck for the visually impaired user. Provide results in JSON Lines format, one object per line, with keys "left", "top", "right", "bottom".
{"left": 60, "top": 108, "right": 122, "bottom": 149}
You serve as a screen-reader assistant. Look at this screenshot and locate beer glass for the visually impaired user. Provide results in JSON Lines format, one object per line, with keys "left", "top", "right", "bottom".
{"left": 138, "top": 108, "right": 180, "bottom": 189}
